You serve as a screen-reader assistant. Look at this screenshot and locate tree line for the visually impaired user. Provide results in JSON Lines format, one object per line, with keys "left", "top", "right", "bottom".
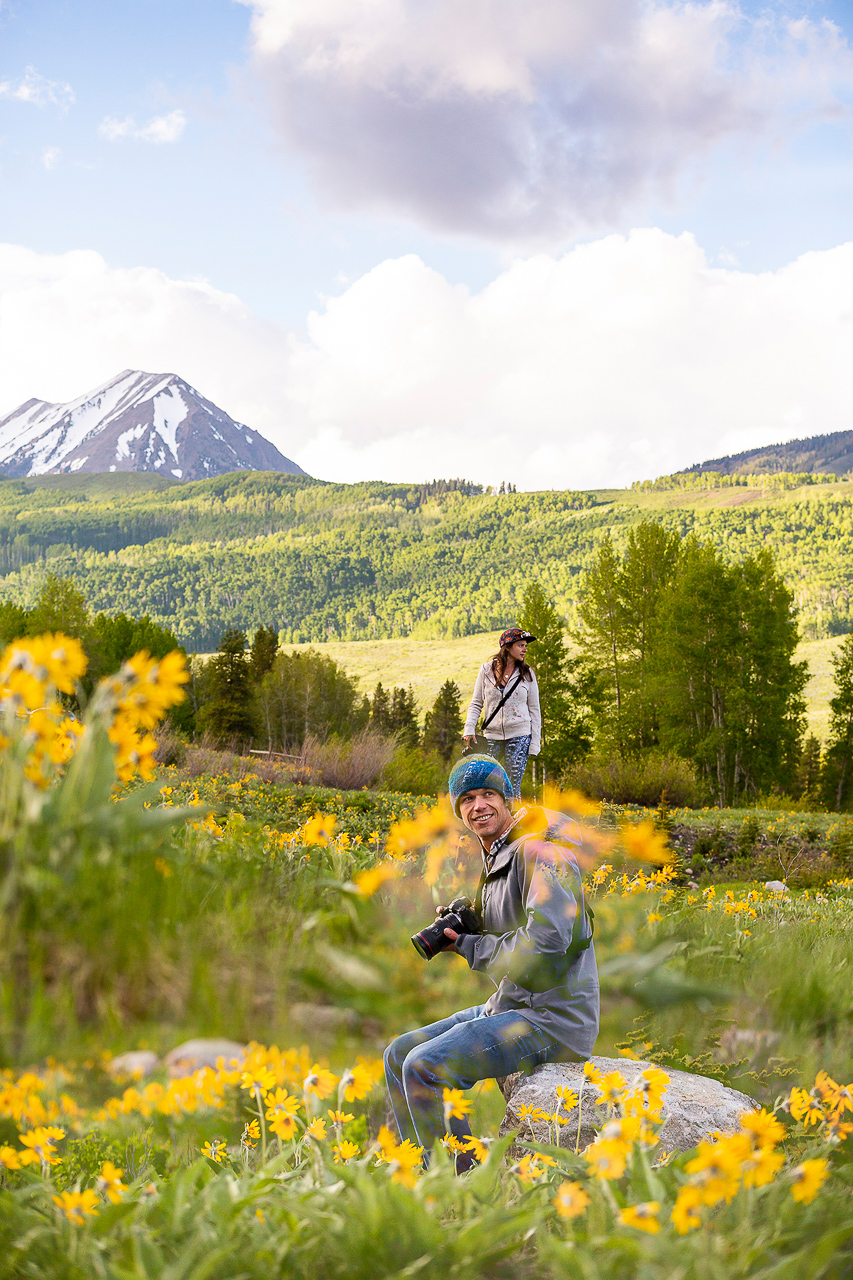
{"left": 195, "top": 626, "right": 468, "bottom": 762}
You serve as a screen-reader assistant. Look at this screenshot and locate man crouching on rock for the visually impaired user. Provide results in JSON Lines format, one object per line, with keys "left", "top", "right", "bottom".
{"left": 384, "top": 754, "right": 599, "bottom": 1172}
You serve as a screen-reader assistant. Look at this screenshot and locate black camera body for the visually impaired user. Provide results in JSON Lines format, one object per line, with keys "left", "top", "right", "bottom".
{"left": 411, "top": 896, "right": 482, "bottom": 961}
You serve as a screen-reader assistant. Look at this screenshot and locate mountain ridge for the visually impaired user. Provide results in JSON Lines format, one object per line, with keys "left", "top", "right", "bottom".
{"left": 686, "top": 428, "right": 853, "bottom": 477}
{"left": 0, "top": 370, "right": 305, "bottom": 482}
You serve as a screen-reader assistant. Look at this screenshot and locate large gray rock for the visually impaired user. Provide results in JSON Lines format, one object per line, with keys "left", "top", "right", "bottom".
{"left": 108, "top": 1050, "right": 160, "bottom": 1079}
{"left": 164, "top": 1039, "right": 247, "bottom": 1078}
{"left": 500, "top": 1056, "right": 755, "bottom": 1156}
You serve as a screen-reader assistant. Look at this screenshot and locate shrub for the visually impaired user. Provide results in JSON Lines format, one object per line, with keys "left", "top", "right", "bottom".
{"left": 300, "top": 729, "right": 397, "bottom": 790}
{"left": 380, "top": 744, "right": 448, "bottom": 796}
{"left": 562, "top": 750, "right": 705, "bottom": 807}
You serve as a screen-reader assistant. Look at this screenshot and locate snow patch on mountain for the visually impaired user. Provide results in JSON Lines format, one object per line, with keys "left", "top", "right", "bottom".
{"left": 0, "top": 370, "right": 305, "bottom": 482}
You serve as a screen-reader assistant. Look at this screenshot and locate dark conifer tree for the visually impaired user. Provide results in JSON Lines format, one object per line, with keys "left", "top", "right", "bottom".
{"left": 389, "top": 686, "right": 420, "bottom": 748}
{"left": 370, "top": 682, "right": 392, "bottom": 734}
{"left": 822, "top": 633, "right": 853, "bottom": 810}
{"left": 796, "top": 734, "right": 822, "bottom": 802}
{"left": 517, "top": 582, "right": 591, "bottom": 774}
{"left": 250, "top": 626, "right": 279, "bottom": 685}
{"left": 198, "top": 629, "right": 254, "bottom": 744}
{"left": 423, "top": 680, "right": 463, "bottom": 762}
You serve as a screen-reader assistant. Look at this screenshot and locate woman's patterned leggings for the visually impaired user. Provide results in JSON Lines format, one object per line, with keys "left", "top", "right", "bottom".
{"left": 484, "top": 735, "right": 531, "bottom": 800}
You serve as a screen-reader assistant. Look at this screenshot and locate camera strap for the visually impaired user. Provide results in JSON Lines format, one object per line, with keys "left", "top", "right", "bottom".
{"left": 481, "top": 668, "right": 524, "bottom": 733}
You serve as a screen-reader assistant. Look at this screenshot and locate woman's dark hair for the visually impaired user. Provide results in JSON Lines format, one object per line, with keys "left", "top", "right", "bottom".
{"left": 490, "top": 649, "right": 533, "bottom": 684}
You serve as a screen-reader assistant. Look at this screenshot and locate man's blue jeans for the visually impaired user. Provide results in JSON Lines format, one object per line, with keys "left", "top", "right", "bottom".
{"left": 384, "top": 1004, "right": 564, "bottom": 1171}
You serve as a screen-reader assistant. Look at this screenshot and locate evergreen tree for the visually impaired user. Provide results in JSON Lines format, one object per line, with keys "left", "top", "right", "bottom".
{"left": 796, "top": 734, "right": 822, "bottom": 802}
{"left": 517, "top": 582, "right": 591, "bottom": 773}
{"left": 423, "top": 680, "right": 463, "bottom": 762}
{"left": 821, "top": 633, "right": 853, "bottom": 810}
{"left": 250, "top": 626, "right": 279, "bottom": 685}
{"left": 389, "top": 685, "right": 420, "bottom": 748}
{"left": 370, "top": 682, "right": 392, "bottom": 734}
{"left": 198, "top": 629, "right": 254, "bottom": 745}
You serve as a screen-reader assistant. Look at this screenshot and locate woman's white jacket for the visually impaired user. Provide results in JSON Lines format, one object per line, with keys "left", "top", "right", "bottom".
{"left": 463, "top": 663, "right": 541, "bottom": 754}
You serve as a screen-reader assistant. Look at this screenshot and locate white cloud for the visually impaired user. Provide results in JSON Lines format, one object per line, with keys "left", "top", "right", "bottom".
{"left": 0, "top": 244, "right": 295, "bottom": 458}
{"left": 42, "top": 146, "right": 60, "bottom": 170}
{"left": 2, "top": 233, "right": 853, "bottom": 489}
{"left": 0, "top": 66, "right": 75, "bottom": 111}
{"left": 238, "top": 0, "right": 852, "bottom": 242}
{"left": 99, "top": 109, "right": 186, "bottom": 144}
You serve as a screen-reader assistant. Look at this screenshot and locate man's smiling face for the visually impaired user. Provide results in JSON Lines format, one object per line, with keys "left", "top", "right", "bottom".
{"left": 458, "top": 787, "right": 512, "bottom": 847}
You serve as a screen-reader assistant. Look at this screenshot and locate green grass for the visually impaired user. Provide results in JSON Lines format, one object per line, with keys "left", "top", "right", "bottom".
{"left": 284, "top": 630, "right": 842, "bottom": 740}
{"left": 282, "top": 629, "right": 503, "bottom": 714}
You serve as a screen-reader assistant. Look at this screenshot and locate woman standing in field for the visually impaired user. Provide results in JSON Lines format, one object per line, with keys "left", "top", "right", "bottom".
{"left": 462, "top": 628, "right": 541, "bottom": 799}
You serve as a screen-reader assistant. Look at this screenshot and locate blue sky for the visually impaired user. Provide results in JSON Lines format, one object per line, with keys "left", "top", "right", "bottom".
{"left": 1, "top": 0, "right": 852, "bottom": 486}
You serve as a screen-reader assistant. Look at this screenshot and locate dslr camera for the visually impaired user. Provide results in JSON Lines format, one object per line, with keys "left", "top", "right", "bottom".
{"left": 411, "top": 896, "right": 482, "bottom": 960}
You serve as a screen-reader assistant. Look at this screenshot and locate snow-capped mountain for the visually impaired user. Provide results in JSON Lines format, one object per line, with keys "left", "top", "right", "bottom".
{"left": 0, "top": 370, "right": 305, "bottom": 481}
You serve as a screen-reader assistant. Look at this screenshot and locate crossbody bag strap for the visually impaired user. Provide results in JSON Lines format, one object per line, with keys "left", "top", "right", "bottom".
{"left": 481, "top": 667, "right": 524, "bottom": 732}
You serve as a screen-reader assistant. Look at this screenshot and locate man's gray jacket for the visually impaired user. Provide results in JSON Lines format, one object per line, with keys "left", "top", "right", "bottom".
{"left": 453, "top": 808, "right": 599, "bottom": 1060}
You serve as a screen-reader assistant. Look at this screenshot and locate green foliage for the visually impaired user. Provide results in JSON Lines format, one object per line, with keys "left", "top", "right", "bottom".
{"left": 423, "top": 679, "right": 463, "bottom": 762}
{"left": 197, "top": 629, "right": 254, "bottom": 745}
{"left": 249, "top": 624, "right": 279, "bottom": 685}
{"left": 28, "top": 572, "right": 89, "bottom": 639}
{"left": 564, "top": 750, "right": 704, "bottom": 808}
{"left": 255, "top": 647, "right": 361, "bottom": 749}
{"left": 389, "top": 685, "right": 420, "bottom": 748}
{"left": 822, "top": 632, "right": 853, "bottom": 810}
{"left": 369, "top": 681, "right": 391, "bottom": 733}
{"left": 576, "top": 525, "right": 807, "bottom": 806}
{"left": 517, "top": 581, "right": 591, "bottom": 771}
{"left": 4, "top": 471, "right": 853, "bottom": 646}
{"left": 87, "top": 610, "right": 182, "bottom": 688}
{"left": 380, "top": 743, "right": 448, "bottom": 795}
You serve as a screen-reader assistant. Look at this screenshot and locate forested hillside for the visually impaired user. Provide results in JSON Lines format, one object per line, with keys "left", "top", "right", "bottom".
{"left": 0, "top": 470, "right": 852, "bottom": 648}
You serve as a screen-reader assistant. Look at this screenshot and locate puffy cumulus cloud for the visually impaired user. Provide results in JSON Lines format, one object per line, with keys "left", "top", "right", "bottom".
{"left": 0, "top": 66, "right": 75, "bottom": 111}
{"left": 0, "top": 243, "right": 299, "bottom": 458}
{"left": 3, "top": 233, "right": 853, "bottom": 491}
{"left": 290, "top": 230, "right": 853, "bottom": 488}
{"left": 99, "top": 109, "right": 187, "bottom": 143}
{"left": 238, "top": 0, "right": 852, "bottom": 241}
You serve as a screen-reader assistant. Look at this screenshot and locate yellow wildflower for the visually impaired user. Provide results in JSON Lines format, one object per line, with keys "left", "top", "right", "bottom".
{"left": 463, "top": 1136, "right": 491, "bottom": 1163}
{"left": 671, "top": 1185, "right": 703, "bottom": 1234}
{"left": 0, "top": 1146, "right": 20, "bottom": 1170}
{"left": 516, "top": 1155, "right": 547, "bottom": 1183}
{"left": 341, "top": 1064, "right": 374, "bottom": 1102}
{"left": 618, "top": 1201, "right": 660, "bottom": 1234}
{"left": 96, "top": 1161, "right": 126, "bottom": 1203}
{"left": 52, "top": 1189, "right": 99, "bottom": 1224}
{"left": 442, "top": 1088, "right": 472, "bottom": 1123}
{"left": 790, "top": 1158, "right": 828, "bottom": 1204}
{"left": 306, "top": 1118, "right": 327, "bottom": 1140}
{"left": 739, "top": 1108, "right": 785, "bottom": 1148}
{"left": 264, "top": 1088, "right": 300, "bottom": 1119}
{"left": 333, "top": 1140, "right": 360, "bottom": 1163}
{"left": 201, "top": 1140, "right": 226, "bottom": 1163}
{"left": 304, "top": 1066, "right": 339, "bottom": 1099}
{"left": 685, "top": 1139, "right": 742, "bottom": 1206}
{"left": 353, "top": 862, "right": 400, "bottom": 897}
{"left": 269, "top": 1113, "right": 298, "bottom": 1140}
{"left": 553, "top": 1180, "right": 590, "bottom": 1218}
{"left": 327, "top": 1109, "right": 355, "bottom": 1124}
{"left": 583, "top": 1138, "right": 628, "bottom": 1181}
{"left": 620, "top": 821, "right": 671, "bottom": 865}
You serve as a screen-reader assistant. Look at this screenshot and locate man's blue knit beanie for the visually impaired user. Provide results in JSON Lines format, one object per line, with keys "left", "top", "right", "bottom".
{"left": 448, "top": 754, "right": 513, "bottom": 818}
